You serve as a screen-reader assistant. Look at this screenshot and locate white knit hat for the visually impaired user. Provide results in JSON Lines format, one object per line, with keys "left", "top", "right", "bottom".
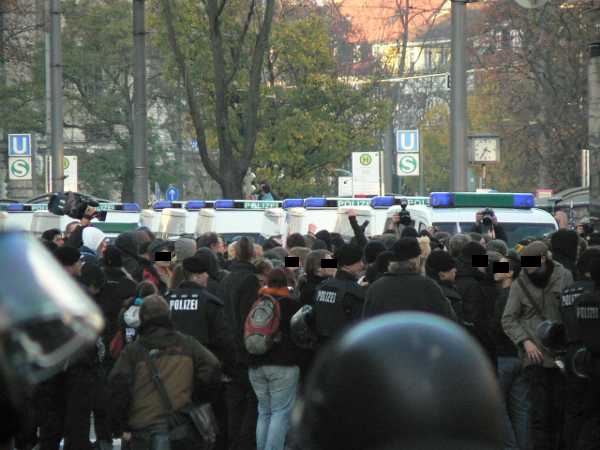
{"left": 82, "top": 227, "right": 107, "bottom": 253}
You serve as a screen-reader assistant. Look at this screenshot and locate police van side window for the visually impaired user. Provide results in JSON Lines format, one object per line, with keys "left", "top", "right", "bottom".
{"left": 418, "top": 222, "right": 427, "bottom": 232}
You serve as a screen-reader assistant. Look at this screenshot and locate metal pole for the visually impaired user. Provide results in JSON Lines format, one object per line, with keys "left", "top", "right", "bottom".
{"left": 382, "top": 83, "right": 396, "bottom": 194}
{"left": 588, "top": 42, "right": 600, "bottom": 227}
{"left": 450, "top": 0, "right": 468, "bottom": 191}
{"left": 50, "top": 0, "right": 64, "bottom": 193}
{"left": 418, "top": 149, "right": 424, "bottom": 195}
{"left": 133, "top": 0, "right": 148, "bottom": 206}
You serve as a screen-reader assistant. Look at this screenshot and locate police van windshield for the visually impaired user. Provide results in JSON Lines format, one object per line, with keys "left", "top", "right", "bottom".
{"left": 457, "top": 222, "right": 556, "bottom": 248}
{"left": 431, "top": 222, "right": 458, "bottom": 234}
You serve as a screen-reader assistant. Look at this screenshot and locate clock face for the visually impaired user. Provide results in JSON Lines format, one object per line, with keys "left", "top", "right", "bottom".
{"left": 473, "top": 138, "right": 498, "bottom": 162}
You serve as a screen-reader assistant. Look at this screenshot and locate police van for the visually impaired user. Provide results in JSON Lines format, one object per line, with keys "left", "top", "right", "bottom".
{"left": 383, "top": 192, "right": 558, "bottom": 248}
{"left": 0, "top": 201, "right": 141, "bottom": 239}
{"left": 282, "top": 196, "right": 429, "bottom": 238}
{"left": 202, "top": 200, "right": 285, "bottom": 244}
{"left": 153, "top": 199, "right": 286, "bottom": 243}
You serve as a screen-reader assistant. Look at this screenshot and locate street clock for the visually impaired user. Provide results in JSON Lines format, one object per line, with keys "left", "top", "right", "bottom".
{"left": 468, "top": 135, "right": 500, "bottom": 164}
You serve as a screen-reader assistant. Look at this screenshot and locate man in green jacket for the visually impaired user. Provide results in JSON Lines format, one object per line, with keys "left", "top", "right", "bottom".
{"left": 502, "top": 241, "right": 573, "bottom": 450}
{"left": 109, "top": 294, "right": 222, "bottom": 449}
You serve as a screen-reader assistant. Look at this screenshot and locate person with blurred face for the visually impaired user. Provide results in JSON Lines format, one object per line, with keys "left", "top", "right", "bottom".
{"left": 297, "top": 250, "right": 335, "bottom": 307}
{"left": 312, "top": 244, "right": 366, "bottom": 348}
{"left": 502, "top": 241, "right": 573, "bottom": 450}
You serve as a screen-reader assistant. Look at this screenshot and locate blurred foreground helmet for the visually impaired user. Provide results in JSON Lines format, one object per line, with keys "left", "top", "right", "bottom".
{"left": 0, "top": 232, "right": 104, "bottom": 404}
{"left": 293, "top": 313, "right": 503, "bottom": 450}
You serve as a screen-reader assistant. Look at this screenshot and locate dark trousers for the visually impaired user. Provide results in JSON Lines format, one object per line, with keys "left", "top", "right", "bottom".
{"left": 37, "top": 368, "right": 95, "bottom": 450}
{"left": 525, "top": 366, "right": 566, "bottom": 450}
{"left": 225, "top": 369, "right": 257, "bottom": 450}
{"left": 92, "top": 373, "right": 112, "bottom": 442}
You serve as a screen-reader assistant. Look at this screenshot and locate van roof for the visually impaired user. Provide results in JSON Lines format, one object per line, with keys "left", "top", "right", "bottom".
{"left": 388, "top": 205, "right": 557, "bottom": 224}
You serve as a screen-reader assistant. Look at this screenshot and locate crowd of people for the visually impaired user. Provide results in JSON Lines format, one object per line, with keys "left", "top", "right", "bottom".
{"left": 5, "top": 208, "right": 600, "bottom": 450}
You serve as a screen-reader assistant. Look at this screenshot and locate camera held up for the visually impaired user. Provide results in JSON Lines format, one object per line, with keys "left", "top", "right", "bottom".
{"left": 48, "top": 192, "right": 107, "bottom": 221}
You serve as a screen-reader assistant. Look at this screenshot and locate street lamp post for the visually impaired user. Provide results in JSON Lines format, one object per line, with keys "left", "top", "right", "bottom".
{"left": 133, "top": 0, "right": 148, "bottom": 206}
{"left": 450, "top": 0, "right": 469, "bottom": 192}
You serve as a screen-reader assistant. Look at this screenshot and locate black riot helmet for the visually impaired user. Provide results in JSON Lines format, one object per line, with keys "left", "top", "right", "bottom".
{"left": 293, "top": 313, "right": 503, "bottom": 450}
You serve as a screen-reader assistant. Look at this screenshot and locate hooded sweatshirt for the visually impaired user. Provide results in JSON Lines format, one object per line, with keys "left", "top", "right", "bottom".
{"left": 115, "top": 232, "right": 143, "bottom": 282}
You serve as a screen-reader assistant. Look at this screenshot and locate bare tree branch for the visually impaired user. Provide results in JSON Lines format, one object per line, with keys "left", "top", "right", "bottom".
{"left": 160, "top": 0, "right": 221, "bottom": 185}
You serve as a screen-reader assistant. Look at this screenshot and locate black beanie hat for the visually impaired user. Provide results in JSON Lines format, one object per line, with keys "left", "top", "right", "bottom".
{"left": 54, "top": 246, "right": 81, "bottom": 266}
{"left": 315, "top": 230, "right": 332, "bottom": 250}
{"left": 461, "top": 242, "right": 487, "bottom": 263}
{"left": 80, "top": 262, "right": 105, "bottom": 289}
{"left": 312, "top": 239, "right": 328, "bottom": 251}
{"left": 103, "top": 245, "right": 123, "bottom": 268}
{"left": 335, "top": 243, "right": 364, "bottom": 267}
{"left": 182, "top": 255, "right": 211, "bottom": 274}
{"left": 550, "top": 229, "right": 579, "bottom": 260}
{"left": 364, "top": 240, "right": 386, "bottom": 264}
{"left": 426, "top": 250, "right": 457, "bottom": 273}
{"left": 400, "top": 227, "right": 418, "bottom": 239}
{"left": 392, "top": 238, "right": 421, "bottom": 262}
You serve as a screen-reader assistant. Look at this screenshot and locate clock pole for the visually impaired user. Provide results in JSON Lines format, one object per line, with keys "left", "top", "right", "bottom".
{"left": 450, "top": 0, "right": 471, "bottom": 192}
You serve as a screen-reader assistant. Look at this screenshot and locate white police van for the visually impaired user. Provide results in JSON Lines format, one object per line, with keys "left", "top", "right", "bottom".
{"left": 152, "top": 199, "right": 286, "bottom": 244}
{"left": 282, "top": 196, "right": 429, "bottom": 238}
{"left": 0, "top": 201, "right": 141, "bottom": 239}
{"left": 383, "top": 192, "right": 558, "bottom": 248}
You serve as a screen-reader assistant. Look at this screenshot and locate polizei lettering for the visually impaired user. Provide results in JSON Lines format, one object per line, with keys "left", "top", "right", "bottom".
{"left": 316, "top": 290, "right": 337, "bottom": 304}
{"left": 170, "top": 299, "right": 199, "bottom": 311}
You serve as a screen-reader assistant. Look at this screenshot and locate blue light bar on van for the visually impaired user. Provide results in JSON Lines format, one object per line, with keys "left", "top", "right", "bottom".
{"left": 370, "top": 196, "right": 395, "bottom": 208}
{"left": 304, "top": 198, "right": 328, "bottom": 208}
{"left": 121, "top": 203, "right": 141, "bottom": 211}
{"left": 186, "top": 200, "right": 206, "bottom": 210}
{"left": 215, "top": 200, "right": 235, "bottom": 209}
{"left": 430, "top": 193, "right": 455, "bottom": 208}
{"left": 7, "top": 203, "right": 24, "bottom": 212}
{"left": 513, "top": 194, "right": 535, "bottom": 209}
{"left": 153, "top": 201, "right": 172, "bottom": 210}
{"left": 283, "top": 199, "right": 304, "bottom": 209}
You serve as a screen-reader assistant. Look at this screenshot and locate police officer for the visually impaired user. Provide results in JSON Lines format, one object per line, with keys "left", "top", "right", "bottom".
{"left": 166, "top": 255, "right": 235, "bottom": 450}
{"left": 560, "top": 248, "right": 600, "bottom": 449}
{"left": 166, "top": 255, "right": 235, "bottom": 373}
{"left": 313, "top": 243, "right": 366, "bottom": 346}
{"left": 292, "top": 313, "right": 503, "bottom": 450}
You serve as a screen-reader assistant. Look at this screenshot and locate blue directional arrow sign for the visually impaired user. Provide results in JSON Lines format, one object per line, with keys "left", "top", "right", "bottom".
{"left": 166, "top": 185, "right": 180, "bottom": 201}
{"left": 8, "top": 134, "right": 32, "bottom": 156}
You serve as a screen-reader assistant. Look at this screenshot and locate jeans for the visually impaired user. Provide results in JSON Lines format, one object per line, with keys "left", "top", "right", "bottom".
{"left": 248, "top": 366, "right": 300, "bottom": 450}
{"left": 497, "top": 357, "right": 529, "bottom": 450}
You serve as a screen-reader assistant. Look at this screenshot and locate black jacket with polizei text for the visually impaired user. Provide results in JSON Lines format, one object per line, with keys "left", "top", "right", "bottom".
{"left": 166, "top": 281, "right": 235, "bottom": 375}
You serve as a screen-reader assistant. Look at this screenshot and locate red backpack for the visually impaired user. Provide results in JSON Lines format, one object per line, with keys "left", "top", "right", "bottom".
{"left": 244, "top": 294, "right": 282, "bottom": 355}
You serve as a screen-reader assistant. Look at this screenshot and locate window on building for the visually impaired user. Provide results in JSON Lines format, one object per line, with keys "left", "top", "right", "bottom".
{"left": 424, "top": 48, "right": 433, "bottom": 70}
{"left": 510, "top": 29, "right": 521, "bottom": 49}
{"left": 495, "top": 31, "right": 504, "bottom": 51}
{"left": 353, "top": 45, "right": 361, "bottom": 63}
{"left": 440, "top": 46, "right": 449, "bottom": 66}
